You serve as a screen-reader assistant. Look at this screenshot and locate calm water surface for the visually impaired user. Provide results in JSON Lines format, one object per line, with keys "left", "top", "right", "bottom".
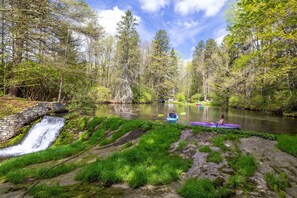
{"left": 95, "top": 104, "right": 297, "bottom": 134}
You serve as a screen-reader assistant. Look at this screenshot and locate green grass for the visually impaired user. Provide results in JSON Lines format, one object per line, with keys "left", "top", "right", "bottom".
{"left": 264, "top": 172, "right": 289, "bottom": 191}
{"left": 207, "top": 151, "right": 223, "bottom": 164}
{"left": 212, "top": 135, "right": 228, "bottom": 151}
{"left": 177, "top": 178, "right": 231, "bottom": 198}
{"left": 277, "top": 134, "right": 297, "bottom": 157}
{"left": 99, "top": 119, "right": 148, "bottom": 146}
{"left": 226, "top": 174, "right": 254, "bottom": 191}
{"left": 199, "top": 145, "right": 211, "bottom": 153}
{"left": 28, "top": 183, "right": 64, "bottom": 198}
{"left": 0, "top": 141, "right": 86, "bottom": 177}
{"left": 6, "top": 163, "right": 77, "bottom": 184}
{"left": 76, "top": 125, "right": 192, "bottom": 188}
{"left": 176, "top": 140, "right": 187, "bottom": 151}
{"left": 228, "top": 154, "right": 258, "bottom": 177}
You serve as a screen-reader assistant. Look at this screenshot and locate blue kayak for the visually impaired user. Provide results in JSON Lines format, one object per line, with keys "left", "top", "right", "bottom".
{"left": 167, "top": 115, "right": 179, "bottom": 122}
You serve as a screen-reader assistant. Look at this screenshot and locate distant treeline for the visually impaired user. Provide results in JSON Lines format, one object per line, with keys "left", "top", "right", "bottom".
{"left": 0, "top": 0, "right": 296, "bottom": 114}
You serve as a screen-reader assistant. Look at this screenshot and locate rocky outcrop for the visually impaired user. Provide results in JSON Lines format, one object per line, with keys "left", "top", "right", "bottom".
{"left": 0, "top": 102, "right": 66, "bottom": 141}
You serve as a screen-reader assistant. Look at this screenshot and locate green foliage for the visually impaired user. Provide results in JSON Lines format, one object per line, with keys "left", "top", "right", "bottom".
{"left": 78, "top": 116, "right": 88, "bottom": 131}
{"left": 88, "top": 117, "right": 105, "bottom": 131}
{"left": 226, "top": 174, "right": 254, "bottom": 191}
{"left": 132, "top": 87, "right": 153, "bottom": 103}
{"left": 0, "top": 141, "right": 86, "bottom": 177}
{"left": 123, "top": 141, "right": 133, "bottom": 149}
{"left": 199, "top": 145, "right": 211, "bottom": 153}
{"left": 29, "top": 183, "right": 64, "bottom": 198}
{"left": 228, "top": 154, "right": 258, "bottom": 177}
{"left": 207, "top": 151, "right": 223, "bottom": 164}
{"left": 6, "top": 163, "right": 77, "bottom": 184}
{"left": 229, "top": 96, "right": 246, "bottom": 108}
{"left": 89, "top": 129, "right": 105, "bottom": 144}
{"left": 178, "top": 178, "right": 231, "bottom": 198}
{"left": 277, "top": 134, "right": 297, "bottom": 157}
{"left": 176, "top": 92, "right": 186, "bottom": 103}
{"left": 176, "top": 140, "right": 187, "bottom": 151}
{"left": 191, "top": 126, "right": 203, "bottom": 134}
{"left": 190, "top": 93, "right": 203, "bottom": 103}
{"left": 212, "top": 135, "right": 229, "bottom": 151}
{"left": 76, "top": 125, "right": 191, "bottom": 187}
{"left": 100, "top": 117, "right": 124, "bottom": 131}
{"left": 264, "top": 172, "right": 289, "bottom": 192}
{"left": 88, "top": 86, "right": 111, "bottom": 104}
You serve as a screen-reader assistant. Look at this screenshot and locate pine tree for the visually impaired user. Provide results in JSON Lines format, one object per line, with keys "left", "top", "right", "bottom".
{"left": 114, "top": 10, "right": 140, "bottom": 103}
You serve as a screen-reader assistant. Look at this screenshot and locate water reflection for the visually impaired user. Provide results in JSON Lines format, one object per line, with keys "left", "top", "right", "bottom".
{"left": 95, "top": 104, "right": 297, "bottom": 134}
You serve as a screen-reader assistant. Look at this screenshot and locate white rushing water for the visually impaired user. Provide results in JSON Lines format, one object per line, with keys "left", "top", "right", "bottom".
{"left": 0, "top": 116, "right": 65, "bottom": 157}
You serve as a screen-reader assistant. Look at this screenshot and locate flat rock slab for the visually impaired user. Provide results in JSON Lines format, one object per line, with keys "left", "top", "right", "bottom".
{"left": 240, "top": 137, "right": 297, "bottom": 198}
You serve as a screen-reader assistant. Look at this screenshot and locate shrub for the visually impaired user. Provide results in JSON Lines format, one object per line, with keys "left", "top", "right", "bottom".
{"left": 88, "top": 86, "right": 111, "bottom": 104}
{"left": 176, "top": 92, "right": 186, "bottom": 103}
{"left": 229, "top": 95, "right": 246, "bottom": 108}
{"left": 132, "top": 87, "right": 154, "bottom": 103}
{"left": 190, "top": 93, "right": 203, "bottom": 103}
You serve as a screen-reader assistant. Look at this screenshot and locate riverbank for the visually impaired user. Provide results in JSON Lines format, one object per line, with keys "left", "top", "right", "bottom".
{"left": 0, "top": 115, "right": 296, "bottom": 197}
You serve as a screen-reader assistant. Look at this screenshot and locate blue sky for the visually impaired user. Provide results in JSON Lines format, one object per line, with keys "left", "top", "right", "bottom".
{"left": 85, "top": 0, "right": 230, "bottom": 61}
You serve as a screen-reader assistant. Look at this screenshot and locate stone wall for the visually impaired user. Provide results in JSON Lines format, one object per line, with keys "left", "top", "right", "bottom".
{"left": 0, "top": 102, "right": 66, "bottom": 141}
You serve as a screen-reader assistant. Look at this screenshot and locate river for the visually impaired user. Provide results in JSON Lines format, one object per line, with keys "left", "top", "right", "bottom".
{"left": 95, "top": 104, "right": 297, "bottom": 134}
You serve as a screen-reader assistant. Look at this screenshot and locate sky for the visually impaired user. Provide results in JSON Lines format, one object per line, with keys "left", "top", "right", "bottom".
{"left": 85, "top": 0, "right": 230, "bottom": 61}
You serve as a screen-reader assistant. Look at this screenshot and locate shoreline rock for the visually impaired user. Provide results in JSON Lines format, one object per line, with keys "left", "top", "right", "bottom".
{"left": 0, "top": 102, "right": 66, "bottom": 141}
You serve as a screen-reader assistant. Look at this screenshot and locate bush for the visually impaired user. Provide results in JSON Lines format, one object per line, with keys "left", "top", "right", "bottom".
{"left": 249, "top": 95, "right": 265, "bottom": 110}
{"left": 88, "top": 86, "right": 111, "bottom": 104}
{"left": 132, "top": 87, "right": 153, "bottom": 103}
{"left": 229, "top": 95, "right": 246, "bottom": 108}
{"left": 190, "top": 93, "right": 203, "bottom": 103}
{"left": 176, "top": 92, "right": 186, "bottom": 103}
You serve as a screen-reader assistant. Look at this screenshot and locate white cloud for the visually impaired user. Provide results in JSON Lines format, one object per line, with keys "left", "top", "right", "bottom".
{"left": 176, "top": 19, "right": 199, "bottom": 29}
{"left": 97, "top": 6, "right": 140, "bottom": 35}
{"left": 174, "top": 0, "right": 228, "bottom": 17}
{"left": 138, "top": 0, "right": 170, "bottom": 12}
{"left": 169, "top": 23, "right": 207, "bottom": 48}
{"left": 214, "top": 28, "right": 228, "bottom": 44}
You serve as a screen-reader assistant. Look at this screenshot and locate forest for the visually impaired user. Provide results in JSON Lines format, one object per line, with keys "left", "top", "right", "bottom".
{"left": 0, "top": 0, "right": 296, "bottom": 115}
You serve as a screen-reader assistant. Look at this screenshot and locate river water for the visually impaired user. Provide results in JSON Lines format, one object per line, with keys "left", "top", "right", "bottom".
{"left": 95, "top": 104, "right": 297, "bottom": 134}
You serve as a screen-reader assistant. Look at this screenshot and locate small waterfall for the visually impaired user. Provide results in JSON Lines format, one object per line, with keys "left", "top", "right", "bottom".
{"left": 0, "top": 116, "right": 65, "bottom": 157}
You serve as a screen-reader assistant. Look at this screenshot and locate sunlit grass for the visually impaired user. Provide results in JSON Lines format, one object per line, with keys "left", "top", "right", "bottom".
{"left": 227, "top": 154, "right": 258, "bottom": 177}
{"left": 6, "top": 163, "right": 77, "bottom": 184}
{"left": 0, "top": 141, "right": 86, "bottom": 177}
{"left": 177, "top": 178, "right": 231, "bottom": 198}
{"left": 76, "top": 125, "right": 192, "bottom": 188}
{"left": 277, "top": 134, "right": 297, "bottom": 157}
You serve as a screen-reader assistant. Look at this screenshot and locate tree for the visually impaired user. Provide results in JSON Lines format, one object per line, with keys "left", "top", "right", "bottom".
{"left": 146, "top": 29, "right": 176, "bottom": 100}
{"left": 226, "top": 0, "right": 297, "bottom": 112}
{"left": 191, "top": 40, "right": 204, "bottom": 97}
{"left": 114, "top": 10, "right": 140, "bottom": 103}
